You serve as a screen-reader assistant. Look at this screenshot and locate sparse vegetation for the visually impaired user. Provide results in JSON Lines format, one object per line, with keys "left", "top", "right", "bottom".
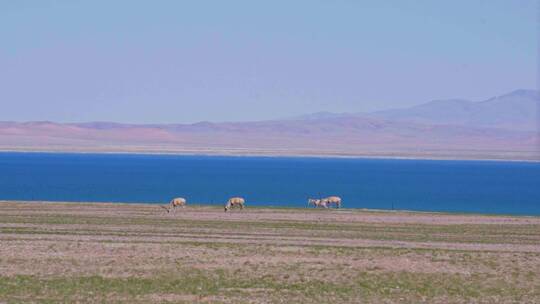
{"left": 0, "top": 201, "right": 539, "bottom": 303}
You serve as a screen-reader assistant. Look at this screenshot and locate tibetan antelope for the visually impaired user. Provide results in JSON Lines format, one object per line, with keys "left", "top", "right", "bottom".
{"left": 321, "top": 196, "right": 342, "bottom": 208}
{"left": 224, "top": 197, "right": 245, "bottom": 212}
{"left": 163, "top": 197, "right": 187, "bottom": 213}
{"left": 308, "top": 198, "right": 328, "bottom": 208}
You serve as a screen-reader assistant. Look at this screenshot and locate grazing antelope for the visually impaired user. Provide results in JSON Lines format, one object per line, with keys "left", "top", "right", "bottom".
{"left": 224, "top": 197, "right": 245, "bottom": 212}
{"left": 164, "top": 197, "right": 187, "bottom": 213}
{"left": 321, "top": 196, "right": 342, "bottom": 208}
{"left": 308, "top": 198, "right": 328, "bottom": 208}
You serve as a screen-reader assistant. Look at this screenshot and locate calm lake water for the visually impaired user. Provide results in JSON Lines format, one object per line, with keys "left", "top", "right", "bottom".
{"left": 0, "top": 152, "right": 539, "bottom": 215}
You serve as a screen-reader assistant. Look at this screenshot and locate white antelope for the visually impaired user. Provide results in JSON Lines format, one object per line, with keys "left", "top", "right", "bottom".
{"left": 163, "top": 197, "right": 187, "bottom": 213}
{"left": 321, "top": 196, "right": 342, "bottom": 208}
{"left": 307, "top": 198, "right": 328, "bottom": 208}
{"left": 224, "top": 197, "right": 245, "bottom": 212}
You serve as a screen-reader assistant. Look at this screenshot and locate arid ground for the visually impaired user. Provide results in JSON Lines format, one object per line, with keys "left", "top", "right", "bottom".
{"left": 1, "top": 201, "right": 539, "bottom": 303}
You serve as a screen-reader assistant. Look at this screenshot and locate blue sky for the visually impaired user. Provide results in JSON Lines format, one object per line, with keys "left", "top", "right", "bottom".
{"left": 0, "top": 0, "right": 537, "bottom": 123}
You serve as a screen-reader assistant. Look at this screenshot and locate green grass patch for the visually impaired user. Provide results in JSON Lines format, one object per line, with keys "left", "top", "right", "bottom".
{"left": 0, "top": 270, "right": 538, "bottom": 303}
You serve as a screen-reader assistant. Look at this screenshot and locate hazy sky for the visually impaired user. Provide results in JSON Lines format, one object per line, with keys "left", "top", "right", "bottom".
{"left": 0, "top": 0, "right": 537, "bottom": 123}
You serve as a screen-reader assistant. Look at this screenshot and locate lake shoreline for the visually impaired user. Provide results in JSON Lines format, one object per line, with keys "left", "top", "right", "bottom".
{"left": 1, "top": 148, "right": 539, "bottom": 163}
{"left": 4, "top": 200, "right": 540, "bottom": 218}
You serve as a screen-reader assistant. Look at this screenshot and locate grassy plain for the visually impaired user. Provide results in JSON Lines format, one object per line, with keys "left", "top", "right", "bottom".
{"left": 0, "top": 201, "right": 539, "bottom": 303}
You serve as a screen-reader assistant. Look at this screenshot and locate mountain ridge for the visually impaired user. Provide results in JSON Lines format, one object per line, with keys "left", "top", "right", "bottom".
{"left": 0, "top": 89, "right": 538, "bottom": 160}
{"left": 292, "top": 89, "right": 538, "bottom": 132}
{"left": 370, "top": 89, "right": 538, "bottom": 131}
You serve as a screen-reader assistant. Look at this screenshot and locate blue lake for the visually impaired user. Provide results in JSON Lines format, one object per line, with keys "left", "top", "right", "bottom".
{"left": 0, "top": 152, "right": 539, "bottom": 215}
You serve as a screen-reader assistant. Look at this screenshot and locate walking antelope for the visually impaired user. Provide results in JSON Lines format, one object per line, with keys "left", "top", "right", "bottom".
{"left": 307, "top": 198, "right": 328, "bottom": 208}
{"left": 321, "top": 196, "right": 342, "bottom": 208}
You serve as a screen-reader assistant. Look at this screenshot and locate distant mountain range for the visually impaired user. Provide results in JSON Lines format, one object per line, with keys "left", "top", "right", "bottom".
{"left": 1, "top": 89, "right": 538, "bottom": 160}
{"left": 294, "top": 89, "right": 539, "bottom": 132}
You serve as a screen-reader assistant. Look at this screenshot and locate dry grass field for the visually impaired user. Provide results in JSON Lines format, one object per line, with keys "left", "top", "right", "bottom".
{"left": 1, "top": 201, "right": 539, "bottom": 303}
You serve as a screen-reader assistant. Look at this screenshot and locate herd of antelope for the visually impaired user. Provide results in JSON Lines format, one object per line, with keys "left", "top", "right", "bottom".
{"left": 163, "top": 196, "right": 341, "bottom": 212}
